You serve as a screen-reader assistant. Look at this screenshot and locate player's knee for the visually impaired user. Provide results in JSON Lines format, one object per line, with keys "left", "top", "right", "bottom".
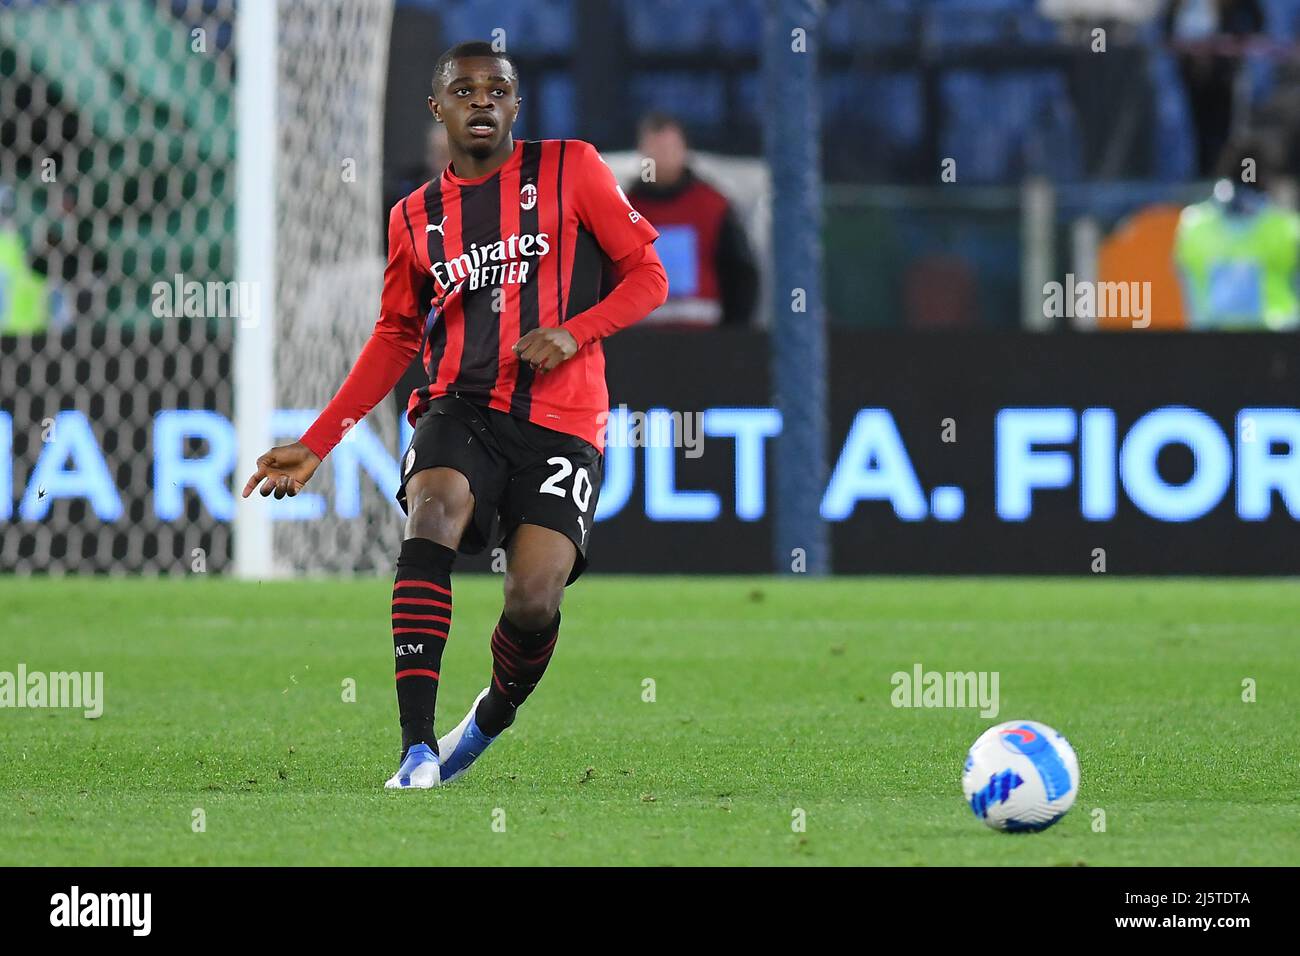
{"left": 502, "top": 573, "right": 563, "bottom": 632}
{"left": 405, "top": 470, "right": 473, "bottom": 546}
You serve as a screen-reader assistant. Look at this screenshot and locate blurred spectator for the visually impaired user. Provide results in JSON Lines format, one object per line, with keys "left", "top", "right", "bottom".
{"left": 625, "top": 112, "right": 758, "bottom": 328}
{"left": 1164, "top": 0, "right": 1266, "bottom": 176}
{"left": 0, "top": 185, "right": 50, "bottom": 335}
{"left": 1174, "top": 136, "right": 1300, "bottom": 330}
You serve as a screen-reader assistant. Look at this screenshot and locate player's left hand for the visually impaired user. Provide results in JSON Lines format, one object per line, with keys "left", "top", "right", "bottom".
{"left": 512, "top": 328, "right": 578, "bottom": 373}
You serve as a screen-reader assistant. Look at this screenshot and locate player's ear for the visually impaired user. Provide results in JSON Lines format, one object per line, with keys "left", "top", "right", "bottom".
{"left": 427, "top": 95, "right": 441, "bottom": 122}
{"left": 512, "top": 97, "right": 521, "bottom": 122}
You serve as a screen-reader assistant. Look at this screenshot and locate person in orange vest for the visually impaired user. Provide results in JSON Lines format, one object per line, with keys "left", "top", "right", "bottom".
{"left": 626, "top": 112, "right": 758, "bottom": 328}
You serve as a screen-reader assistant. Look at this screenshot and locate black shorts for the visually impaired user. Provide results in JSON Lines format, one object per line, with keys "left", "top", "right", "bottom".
{"left": 396, "top": 395, "right": 603, "bottom": 585}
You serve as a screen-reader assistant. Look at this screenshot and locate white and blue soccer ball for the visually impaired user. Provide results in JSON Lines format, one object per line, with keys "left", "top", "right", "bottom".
{"left": 962, "top": 720, "right": 1079, "bottom": 832}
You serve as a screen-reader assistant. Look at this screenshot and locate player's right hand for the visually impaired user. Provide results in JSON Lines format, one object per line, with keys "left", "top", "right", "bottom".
{"left": 241, "top": 441, "right": 322, "bottom": 499}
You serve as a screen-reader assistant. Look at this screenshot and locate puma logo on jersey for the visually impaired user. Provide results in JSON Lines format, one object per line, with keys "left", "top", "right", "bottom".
{"left": 426, "top": 215, "right": 448, "bottom": 237}
{"left": 395, "top": 643, "right": 424, "bottom": 657}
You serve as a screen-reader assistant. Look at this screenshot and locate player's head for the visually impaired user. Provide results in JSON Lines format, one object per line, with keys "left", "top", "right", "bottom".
{"left": 428, "top": 41, "right": 521, "bottom": 160}
{"left": 637, "top": 112, "right": 688, "bottom": 185}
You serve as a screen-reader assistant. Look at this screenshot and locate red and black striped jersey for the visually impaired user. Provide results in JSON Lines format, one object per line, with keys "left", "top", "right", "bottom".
{"left": 297, "top": 138, "right": 665, "bottom": 462}
{"left": 386, "top": 138, "right": 659, "bottom": 449}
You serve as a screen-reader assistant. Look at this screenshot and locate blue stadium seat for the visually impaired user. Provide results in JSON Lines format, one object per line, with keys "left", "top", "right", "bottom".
{"left": 734, "top": 68, "right": 921, "bottom": 168}
{"left": 517, "top": 0, "right": 575, "bottom": 52}
{"left": 714, "top": 0, "right": 764, "bottom": 52}
{"left": 1260, "top": 0, "right": 1300, "bottom": 39}
{"left": 924, "top": 0, "right": 1055, "bottom": 48}
{"left": 537, "top": 75, "right": 577, "bottom": 139}
{"left": 823, "top": 0, "right": 917, "bottom": 51}
{"left": 1021, "top": 73, "right": 1083, "bottom": 181}
{"left": 631, "top": 73, "right": 726, "bottom": 128}
{"left": 941, "top": 72, "right": 1010, "bottom": 182}
{"left": 624, "top": 0, "right": 712, "bottom": 51}
{"left": 823, "top": 72, "right": 923, "bottom": 151}
{"left": 941, "top": 71, "right": 1083, "bottom": 183}
{"left": 434, "top": 0, "right": 575, "bottom": 53}
{"left": 732, "top": 72, "right": 765, "bottom": 130}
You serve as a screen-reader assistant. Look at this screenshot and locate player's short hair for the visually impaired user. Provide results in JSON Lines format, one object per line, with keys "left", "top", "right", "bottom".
{"left": 637, "top": 111, "right": 686, "bottom": 141}
{"left": 432, "top": 41, "right": 520, "bottom": 93}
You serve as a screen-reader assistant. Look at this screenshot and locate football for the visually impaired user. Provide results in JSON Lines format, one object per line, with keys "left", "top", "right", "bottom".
{"left": 962, "top": 720, "right": 1079, "bottom": 832}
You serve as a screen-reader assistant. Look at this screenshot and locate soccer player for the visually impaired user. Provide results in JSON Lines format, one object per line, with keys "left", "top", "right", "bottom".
{"left": 240, "top": 41, "right": 668, "bottom": 789}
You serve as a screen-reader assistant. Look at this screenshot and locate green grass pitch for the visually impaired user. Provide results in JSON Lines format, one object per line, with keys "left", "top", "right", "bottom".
{"left": 1, "top": 575, "right": 1296, "bottom": 866}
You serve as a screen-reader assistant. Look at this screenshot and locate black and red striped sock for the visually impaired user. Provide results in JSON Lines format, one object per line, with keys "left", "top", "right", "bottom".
{"left": 474, "top": 610, "right": 561, "bottom": 737}
{"left": 392, "top": 537, "right": 456, "bottom": 755}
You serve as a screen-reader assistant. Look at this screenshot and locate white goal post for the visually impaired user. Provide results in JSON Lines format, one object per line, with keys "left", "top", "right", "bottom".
{"left": 233, "top": 0, "right": 278, "bottom": 579}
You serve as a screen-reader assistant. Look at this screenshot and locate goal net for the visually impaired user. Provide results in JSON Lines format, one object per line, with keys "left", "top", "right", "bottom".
{"left": 0, "top": 0, "right": 397, "bottom": 576}
{"left": 270, "top": 0, "right": 396, "bottom": 576}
